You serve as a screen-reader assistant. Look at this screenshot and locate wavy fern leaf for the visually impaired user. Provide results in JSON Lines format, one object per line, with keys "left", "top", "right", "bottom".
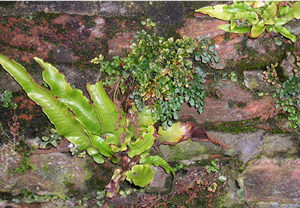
{"left": 87, "top": 82, "right": 127, "bottom": 145}
{"left": 128, "top": 126, "right": 155, "bottom": 158}
{"left": 0, "top": 55, "right": 90, "bottom": 150}
{"left": 140, "top": 155, "right": 175, "bottom": 175}
{"left": 86, "top": 147, "right": 105, "bottom": 164}
{"left": 35, "top": 58, "right": 101, "bottom": 135}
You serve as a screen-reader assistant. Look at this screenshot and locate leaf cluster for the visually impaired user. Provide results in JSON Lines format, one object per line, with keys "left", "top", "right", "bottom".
{"left": 273, "top": 75, "right": 300, "bottom": 129}
{"left": 0, "top": 90, "right": 17, "bottom": 109}
{"left": 196, "top": 1, "right": 300, "bottom": 42}
{"left": 205, "top": 160, "right": 220, "bottom": 173}
{"left": 38, "top": 128, "right": 62, "bottom": 148}
{"left": 263, "top": 62, "right": 280, "bottom": 85}
{"left": 93, "top": 31, "right": 218, "bottom": 128}
{"left": 141, "top": 18, "right": 156, "bottom": 27}
{"left": 0, "top": 55, "right": 175, "bottom": 197}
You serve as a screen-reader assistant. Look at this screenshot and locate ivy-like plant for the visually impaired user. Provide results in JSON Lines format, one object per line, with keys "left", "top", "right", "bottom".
{"left": 0, "top": 55, "right": 227, "bottom": 197}
{"left": 196, "top": 1, "right": 300, "bottom": 42}
{"left": 38, "top": 128, "right": 62, "bottom": 148}
{"left": 92, "top": 31, "right": 218, "bottom": 129}
{"left": 273, "top": 75, "right": 300, "bottom": 129}
{"left": 0, "top": 90, "right": 17, "bottom": 109}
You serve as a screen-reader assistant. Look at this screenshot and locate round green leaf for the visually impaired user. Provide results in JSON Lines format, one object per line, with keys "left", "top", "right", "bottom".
{"left": 126, "top": 165, "right": 154, "bottom": 187}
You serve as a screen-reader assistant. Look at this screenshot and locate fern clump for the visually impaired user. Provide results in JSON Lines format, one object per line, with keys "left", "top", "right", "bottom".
{"left": 0, "top": 55, "right": 228, "bottom": 198}
{"left": 92, "top": 31, "right": 218, "bottom": 128}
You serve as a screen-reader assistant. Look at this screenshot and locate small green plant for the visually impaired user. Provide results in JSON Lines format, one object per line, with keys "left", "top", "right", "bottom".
{"left": 12, "top": 140, "right": 33, "bottom": 174}
{"left": 141, "top": 17, "right": 156, "bottom": 27}
{"left": 228, "top": 72, "right": 238, "bottom": 82}
{"left": 294, "top": 56, "right": 300, "bottom": 74}
{"left": 92, "top": 31, "right": 218, "bottom": 129}
{"left": 205, "top": 160, "right": 220, "bottom": 173}
{"left": 173, "top": 163, "right": 184, "bottom": 172}
{"left": 237, "top": 188, "right": 245, "bottom": 203}
{"left": 96, "top": 190, "right": 105, "bottom": 207}
{"left": 0, "top": 90, "right": 17, "bottom": 109}
{"left": 20, "top": 189, "right": 59, "bottom": 203}
{"left": 38, "top": 128, "right": 62, "bottom": 148}
{"left": 273, "top": 75, "right": 300, "bottom": 129}
{"left": 196, "top": 1, "right": 300, "bottom": 42}
{"left": 70, "top": 145, "right": 87, "bottom": 158}
{"left": 263, "top": 62, "right": 280, "bottom": 85}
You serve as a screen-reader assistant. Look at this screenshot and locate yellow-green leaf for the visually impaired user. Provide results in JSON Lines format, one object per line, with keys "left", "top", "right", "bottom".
{"left": 158, "top": 122, "right": 193, "bottom": 144}
{"left": 234, "top": 11, "right": 259, "bottom": 24}
{"left": 128, "top": 126, "right": 155, "bottom": 158}
{"left": 87, "top": 82, "right": 126, "bottom": 138}
{"left": 219, "top": 24, "right": 251, "bottom": 34}
{"left": 0, "top": 55, "right": 91, "bottom": 150}
{"left": 253, "top": 1, "right": 266, "bottom": 8}
{"left": 86, "top": 147, "right": 104, "bottom": 164}
{"left": 195, "top": 4, "right": 232, "bottom": 21}
{"left": 250, "top": 21, "right": 266, "bottom": 38}
{"left": 223, "top": 3, "right": 254, "bottom": 14}
{"left": 141, "top": 155, "right": 175, "bottom": 175}
{"left": 293, "top": 2, "right": 300, "bottom": 19}
{"left": 35, "top": 58, "right": 100, "bottom": 135}
{"left": 276, "top": 26, "right": 296, "bottom": 42}
{"left": 126, "top": 165, "right": 154, "bottom": 187}
{"left": 261, "top": 2, "right": 277, "bottom": 23}
{"left": 89, "top": 134, "right": 114, "bottom": 157}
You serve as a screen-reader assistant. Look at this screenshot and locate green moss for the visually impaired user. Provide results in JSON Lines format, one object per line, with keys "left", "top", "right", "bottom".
{"left": 211, "top": 157, "right": 248, "bottom": 207}
{"left": 14, "top": 140, "right": 30, "bottom": 154}
{"left": 63, "top": 178, "right": 80, "bottom": 197}
{"left": 231, "top": 38, "right": 295, "bottom": 74}
{"left": 10, "top": 140, "right": 33, "bottom": 174}
{"left": 155, "top": 20, "right": 183, "bottom": 40}
{"left": 84, "top": 160, "right": 113, "bottom": 191}
{"left": 105, "top": 17, "right": 139, "bottom": 40}
{"left": 0, "top": 39, "right": 35, "bottom": 53}
{"left": 41, "top": 163, "right": 50, "bottom": 172}
{"left": 53, "top": 24, "right": 68, "bottom": 35}
{"left": 224, "top": 156, "right": 246, "bottom": 175}
{"left": 227, "top": 58, "right": 268, "bottom": 73}
{"left": 227, "top": 99, "right": 235, "bottom": 109}
{"left": 0, "top": 18, "right": 8, "bottom": 25}
{"left": 32, "top": 12, "right": 60, "bottom": 24}
{"left": 203, "top": 120, "right": 258, "bottom": 134}
{"left": 0, "top": 1, "right": 16, "bottom": 8}
{"left": 169, "top": 192, "right": 212, "bottom": 208}
{"left": 159, "top": 141, "right": 211, "bottom": 162}
{"left": 236, "top": 102, "right": 246, "bottom": 108}
{"left": 13, "top": 22, "right": 30, "bottom": 33}
{"left": 14, "top": 156, "right": 33, "bottom": 174}
{"left": 0, "top": 192, "right": 14, "bottom": 200}
{"left": 84, "top": 16, "right": 97, "bottom": 28}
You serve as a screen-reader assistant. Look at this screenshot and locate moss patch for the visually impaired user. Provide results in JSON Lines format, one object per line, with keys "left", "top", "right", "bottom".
{"left": 203, "top": 120, "right": 259, "bottom": 134}
{"left": 0, "top": 1, "right": 16, "bottom": 8}
{"left": 10, "top": 140, "right": 34, "bottom": 174}
{"left": 84, "top": 160, "right": 114, "bottom": 191}
{"left": 31, "top": 12, "right": 60, "bottom": 24}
